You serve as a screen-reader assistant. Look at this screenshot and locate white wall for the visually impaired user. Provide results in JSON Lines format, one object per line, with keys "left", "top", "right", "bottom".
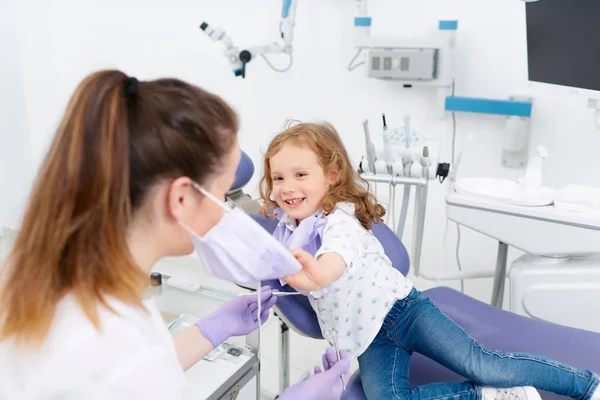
{"left": 6, "top": 0, "right": 600, "bottom": 297}
{"left": 0, "top": 1, "right": 34, "bottom": 232}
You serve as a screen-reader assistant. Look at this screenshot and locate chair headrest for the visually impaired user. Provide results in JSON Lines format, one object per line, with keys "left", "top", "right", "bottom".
{"left": 248, "top": 212, "right": 410, "bottom": 276}
{"left": 230, "top": 151, "right": 254, "bottom": 192}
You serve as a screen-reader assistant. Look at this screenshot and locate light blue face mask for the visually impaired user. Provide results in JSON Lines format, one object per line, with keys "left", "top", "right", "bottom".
{"left": 179, "top": 183, "right": 302, "bottom": 286}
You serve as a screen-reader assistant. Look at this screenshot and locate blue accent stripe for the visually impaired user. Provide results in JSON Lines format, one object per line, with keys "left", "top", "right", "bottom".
{"left": 439, "top": 20, "right": 458, "bottom": 30}
{"left": 445, "top": 96, "right": 532, "bottom": 117}
{"left": 354, "top": 17, "right": 372, "bottom": 27}
{"left": 282, "top": 0, "right": 292, "bottom": 18}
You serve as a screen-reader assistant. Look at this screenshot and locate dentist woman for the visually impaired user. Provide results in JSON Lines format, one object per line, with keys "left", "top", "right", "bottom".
{"left": 0, "top": 70, "right": 349, "bottom": 400}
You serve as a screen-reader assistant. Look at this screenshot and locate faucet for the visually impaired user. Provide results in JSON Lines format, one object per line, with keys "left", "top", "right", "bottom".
{"left": 520, "top": 146, "right": 548, "bottom": 190}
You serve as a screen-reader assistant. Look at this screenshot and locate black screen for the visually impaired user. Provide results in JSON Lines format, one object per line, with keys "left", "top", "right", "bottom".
{"left": 526, "top": 0, "right": 600, "bottom": 92}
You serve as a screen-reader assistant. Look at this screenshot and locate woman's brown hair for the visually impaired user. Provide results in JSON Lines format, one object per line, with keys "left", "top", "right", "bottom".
{"left": 259, "top": 121, "right": 385, "bottom": 230}
{"left": 0, "top": 70, "right": 238, "bottom": 346}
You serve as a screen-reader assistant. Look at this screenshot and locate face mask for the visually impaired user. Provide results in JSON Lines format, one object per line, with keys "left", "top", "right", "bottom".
{"left": 179, "top": 183, "right": 302, "bottom": 286}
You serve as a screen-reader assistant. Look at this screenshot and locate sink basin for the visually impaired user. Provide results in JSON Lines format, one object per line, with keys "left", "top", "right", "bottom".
{"left": 455, "top": 177, "right": 555, "bottom": 207}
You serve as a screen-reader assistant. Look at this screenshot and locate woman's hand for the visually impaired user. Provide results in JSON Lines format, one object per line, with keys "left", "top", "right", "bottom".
{"left": 279, "top": 347, "right": 351, "bottom": 400}
{"left": 195, "top": 286, "right": 277, "bottom": 348}
{"left": 175, "top": 286, "right": 277, "bottom": 371}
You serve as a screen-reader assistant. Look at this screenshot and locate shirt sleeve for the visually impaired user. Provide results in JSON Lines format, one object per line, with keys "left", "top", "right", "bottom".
{"left": 314, "top": 207, "right": 366, "bottom": 271}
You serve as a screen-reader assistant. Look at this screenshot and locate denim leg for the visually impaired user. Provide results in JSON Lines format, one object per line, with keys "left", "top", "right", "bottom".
{"left": 388, "top": 291, "right": 600, "bottom": 400}
{"left": 359, "top": 327, "right": 479, "bottom": 400}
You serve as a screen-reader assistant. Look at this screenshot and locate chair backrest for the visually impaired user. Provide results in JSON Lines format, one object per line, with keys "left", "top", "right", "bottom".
{"left": 249, "top": 212, "right": 411, "bottom": 339}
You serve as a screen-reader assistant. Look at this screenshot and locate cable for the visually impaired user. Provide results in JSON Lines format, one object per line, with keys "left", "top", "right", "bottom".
{"left": 397, "top": 185, "right": 411, "bottom": 239}
{"left": 595, "top": 109, "right": 600, "bottom": 130}
{"left": 260, "top": 52, "right": 293, "bottom": 73}
{"left": 450, "top": 78, "right": 465, "bottom": 293}
{"left": 256, "top": 282, "right": 262, "bottom": 371}
{"left": 455, "top": 224, "right": 464, "bottom": 293}
{"left": 387, "top": 183, "right": 393, "bottom": 227}
{"left": 391, "top": 184, "right": 397, "bottom": 233}
{"left": 348, "top": 48, "right": 365, "bottom": 71}
{"left": 451, "top": 79, "right": 457, "bottom": 164}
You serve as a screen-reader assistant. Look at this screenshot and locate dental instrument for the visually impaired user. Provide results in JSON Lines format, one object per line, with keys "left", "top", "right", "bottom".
{"left": 272, "top": 291, "right": 306, "bottom": 297}
{"left": 331, "top": 328, "right": 346, "bottom": 394}
{"left": 382, "top": 114, "right": 394, "bottom": 174}
{"left": 381, "top": 114, "right": 396, "bottom": 227}
{"left": 238, "top": 291, "right": 306, "bottom": 297}
{"left": 256, "top": 282, "right": 262, "bottom": 398}
{"left": 410, "top": 146, "right": 431, "bottom": 277}
{"left": 396, "top": 115, "right": 414, "bottom": 239}
{"left": 357, "top": 114, "right": 452, "bottom": 273}
{"left": 363, "top": 119, "right": 377, "bottom": 174}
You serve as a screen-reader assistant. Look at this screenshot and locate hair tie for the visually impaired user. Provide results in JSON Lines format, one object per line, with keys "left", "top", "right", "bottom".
{"left": 124, "top": 77, "right": 139, "bottom": 97}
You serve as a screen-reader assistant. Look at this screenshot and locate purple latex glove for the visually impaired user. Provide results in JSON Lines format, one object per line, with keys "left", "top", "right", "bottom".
{"left": 195, "top": 286, "right": 277, "bottom": 348}
{"left": 279, "top": 347, "right": 351, "bottom": 400}
{"left": 315, "top": 347, "right": 349, "bottom": 375}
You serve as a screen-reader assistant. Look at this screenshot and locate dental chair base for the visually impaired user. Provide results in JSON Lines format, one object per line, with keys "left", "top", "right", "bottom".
{"left": 345, "top": 286, "right": 600, "bottom": 400}
{"left": 510, "top": 254, "right": 600, "bottom": 333}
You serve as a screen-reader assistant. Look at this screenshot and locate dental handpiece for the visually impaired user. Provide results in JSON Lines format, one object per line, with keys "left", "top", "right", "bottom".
{"left": 332, "top": 331, "right": 347, "bottom": 394}
{"left": 421, "top": 146, "right": 431, "bottom": 179}
{"left": 403, "top": 115, "right": 411, "bottom": 149}
{"left": 363, "top": 120, "right": 377, "bottom": 173}
{"left": 402, "top": 115, "right": 413, "bottom": 176}
{"left": 382, "top": 114, "right": 393, "bottom": 174}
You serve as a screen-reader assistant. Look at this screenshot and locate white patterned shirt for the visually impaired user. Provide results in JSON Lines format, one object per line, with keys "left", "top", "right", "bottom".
{"left": 279, "top": 202, "right": 413, "bottom": 358}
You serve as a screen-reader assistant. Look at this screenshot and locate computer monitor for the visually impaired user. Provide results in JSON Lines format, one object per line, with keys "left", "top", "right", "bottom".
{"left": 526, "top": 0, "right": 600, "bottom": 95}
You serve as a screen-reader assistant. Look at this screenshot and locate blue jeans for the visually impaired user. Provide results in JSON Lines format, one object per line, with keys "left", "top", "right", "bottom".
{"left": 358, "top": 289, "right": 599, "bottom": 400}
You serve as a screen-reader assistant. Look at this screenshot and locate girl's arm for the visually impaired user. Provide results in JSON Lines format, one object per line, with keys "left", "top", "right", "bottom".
{"left": 283, "top": 249, "right": 346, "bottom": 291}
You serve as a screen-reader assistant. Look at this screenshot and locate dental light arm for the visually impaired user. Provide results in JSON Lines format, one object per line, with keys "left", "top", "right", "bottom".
{"left": 200, "top": 0, "right": 297, "bottom": 78}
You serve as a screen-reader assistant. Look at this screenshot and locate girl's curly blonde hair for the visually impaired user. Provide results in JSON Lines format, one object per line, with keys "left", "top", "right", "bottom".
{"left": 259, "top": 121, "right": 385, "bottom": 230}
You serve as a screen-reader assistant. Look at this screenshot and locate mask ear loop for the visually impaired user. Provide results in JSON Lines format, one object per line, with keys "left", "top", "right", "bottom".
{"left": 191, "top": 182, "right": 232, "bottom": 213}
{"left": 178, "top": 182, "right": 233, "bottom": 239}
{"left": 178, "top": 220, "right": 196, "bottom": 236}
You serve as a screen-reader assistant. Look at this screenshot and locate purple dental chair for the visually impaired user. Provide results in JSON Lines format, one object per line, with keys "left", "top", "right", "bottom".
{"left": 233, "top": 152, "right": 600, "bottom": 399}
{"left": 249, "top": 213, "right": 600, "bottom": 400}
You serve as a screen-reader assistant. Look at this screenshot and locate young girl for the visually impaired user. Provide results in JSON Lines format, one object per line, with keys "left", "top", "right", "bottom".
{"left": 259, "top": 121, "right": 600, "bottom": 400}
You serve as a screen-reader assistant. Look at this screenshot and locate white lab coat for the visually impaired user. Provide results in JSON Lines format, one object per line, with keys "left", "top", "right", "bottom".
{"left": 0, "top": 294, "right": 189, "bottom": 399}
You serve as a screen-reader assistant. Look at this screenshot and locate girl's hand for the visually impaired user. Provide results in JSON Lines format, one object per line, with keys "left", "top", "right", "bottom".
{"left": 282, "top": 248, "right": 328, "bottom": 291}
